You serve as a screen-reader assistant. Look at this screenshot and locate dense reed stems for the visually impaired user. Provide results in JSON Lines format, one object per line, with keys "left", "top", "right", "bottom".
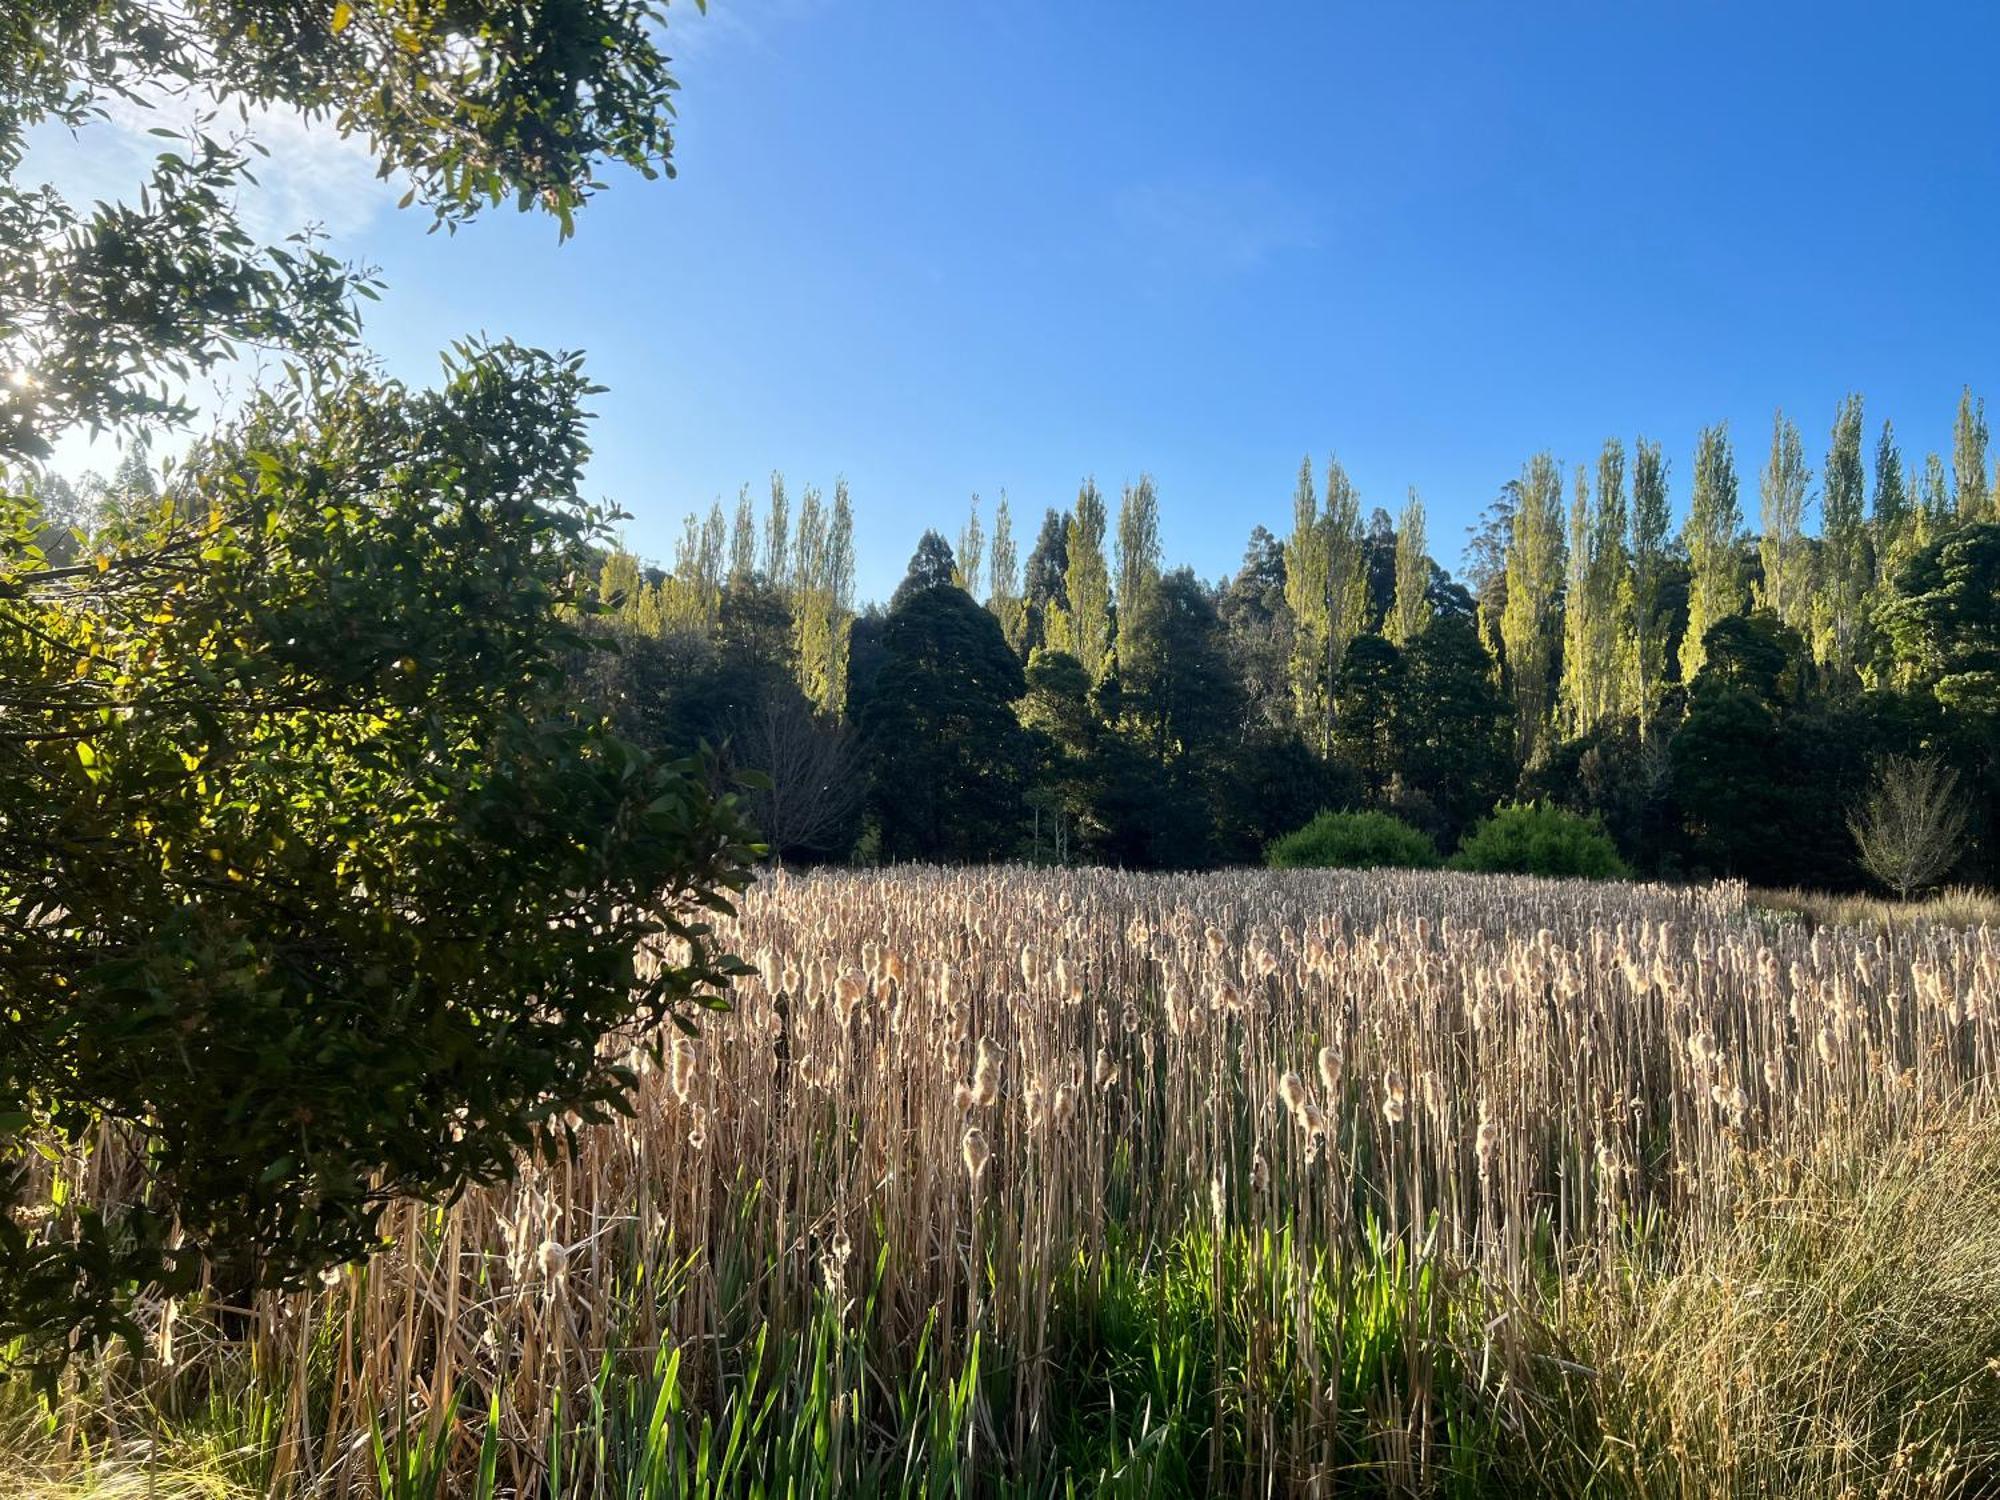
{"left": 9, "top": 868, "right": 2000, "bottom": 1497}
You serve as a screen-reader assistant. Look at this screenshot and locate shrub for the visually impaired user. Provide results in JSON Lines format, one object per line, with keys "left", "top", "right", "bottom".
{"left": 1265, "top": 809, "right": 1439, "bottom": 870}
{"left": 1450, "top": 801, "right": 1628, "bottom": 879}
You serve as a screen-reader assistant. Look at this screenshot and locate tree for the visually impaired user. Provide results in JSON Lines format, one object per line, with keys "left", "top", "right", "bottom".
{"left": 792, "top": 480, "right": 855, "bottom": 715}
{"left": 1500, "top": 451, "right": 1566, "bottom": 765}
{"left": 1, "top": 0, "right": 744, "bottom": 1372}
{"left": 891, "top": 529, "right": 957, "bottom": 608}
{"left": 1021, "top": 507, "right": 1069, "bottom": 653}
{"left": 860, "top": 582, "right": 1029, "bottom": 862}
{"left": 2, "top": 1, "right": 697, "bottom": 462}
{"left": 1562, "top": 442, "right": 1632, "bottom": 739}
{"left": 1813, "top": 395, "right": 1868, "bottom": 684}
{"left": 0, "top": 351, "right": 756, "bottom": 1374}
{"left": 1114, "top": 474, "right": 1163, "bottom": 681}
{"left": 1848, "top": 756, "right": 1970, "bottom": 898}
{"left": 1954, "top": 387, "right": 1990, "bottom": 523}
{"left": 1284, "top": 455, "right": 1366, "bottom": 755}
{"left": 1398, "top": 614, "right": 1511, "bottom": 847}
{"left": 1627, "top": 437, "right": 1675, "bottom": 736}
{"left": 955, "top": 494, "right": 986, "bottom": 595}
{"left": 763, "top": 472, "right": 792, "bottom": 589}
{"left": 1679, "top": 423, "right": 1745, "bottom": 685}
{"left": 1878, "top": 523, "right": 2000, "bottom": 721}
{"left": 1756, "top": 409, "right": 1812, "bottom": 637}
{"left": 730, "top": 688, "right": 864, "bottom": 864}
{"left": 1056, "top": 479, "right": 1113, "bottom": 683}
{"left": 1217, "top": 525, "right": 1294, "bottom": 734}
{"left": 728, "top": 485, "right": 758, "bottom": 586}
{"left": 1386, "top": 489, "right": 1432, "bottom": 647}
{"left": 1332, "top": 634, "right": 1404, "bottom": 800}
{"left": 987, "top": 492, "right": 1026, "bottom": 655}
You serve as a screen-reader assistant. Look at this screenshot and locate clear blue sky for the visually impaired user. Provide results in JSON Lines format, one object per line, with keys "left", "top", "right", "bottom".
{"left": 44, "top": 1, "right": 2000, "bottom": 603}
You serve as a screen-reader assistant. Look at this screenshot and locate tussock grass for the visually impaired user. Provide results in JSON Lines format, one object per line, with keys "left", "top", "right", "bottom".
{"left": 7, "top": 867, "right": 1999, "bottom": 1496}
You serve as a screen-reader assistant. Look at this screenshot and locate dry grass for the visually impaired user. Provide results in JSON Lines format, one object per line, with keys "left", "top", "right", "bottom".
{"left": 8, "top": 867, "right": 2000, "bottom": 1496}
{"left": 1752, "top": 883, "right": 2000, "bottom": 931}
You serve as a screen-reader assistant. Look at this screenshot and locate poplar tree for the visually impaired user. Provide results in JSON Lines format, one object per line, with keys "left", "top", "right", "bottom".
{"left": 1679, "top": 423, "right": 1744, "bottom": 685}
{"left": 1953, "top": 387, "right": 1990, "bottom": 522}
{"left": 988, "top": 491, "right": 1025, "bottom": 654}
{"left": 955, "top": 494, "right": 986, "bottom": 596}
{"left": 1500, "top": 452, "right": 1566, "bottom": 764}
{"left": 1562, "top": 440, "right": 1632, "bottom": 737}
{"left": 762, "top": 471, "right": 791, "bottom": 590}
{"left": 1756, "top": 409, "right": 1812, "bottom": 635}
{"left": 1627, "top": 437, "right": 1673, "bottom": 735}
{"left": 728, "top": 484, "right": 757, "bottom": 585}
{"left": 1320, "top": 458, "right": 1368, "bottom": 738}
{"left": 1920, "top": 452, "right": 1953, "bottom": 535}
{"left": 1873, "top": 421, "right": 1911, "bottom": 563}
{"left": 1282, "top": 456, "right": 1330, "bottom": 738}
{"left": 1115, "top": 473, "right": 1163, "bottom": 675}
{"left": 791, "top": 481, "right": 855, "bottom": 716}
{"left": 1386, "top": 488, "right": 1431, "bottom": 647}
{"left": 1060, "top": 478, "right": 1113, "bottom": 683}
{"left": 1813, "top": 394, "right": 1868, "bottom": 684}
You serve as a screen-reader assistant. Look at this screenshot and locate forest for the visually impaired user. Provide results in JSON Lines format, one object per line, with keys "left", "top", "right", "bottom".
{"left": 561, "top": 403, "right": 1999, "bottom": 889}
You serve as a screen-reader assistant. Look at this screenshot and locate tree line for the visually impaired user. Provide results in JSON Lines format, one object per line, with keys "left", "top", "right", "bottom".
{"left": 583, "top": 392, "right": 1999, "bottom": 889}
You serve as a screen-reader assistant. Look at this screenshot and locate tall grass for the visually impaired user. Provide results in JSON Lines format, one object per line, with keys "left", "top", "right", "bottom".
{"left": 8, "top": 868, "right": 2000, "bottom": 1496}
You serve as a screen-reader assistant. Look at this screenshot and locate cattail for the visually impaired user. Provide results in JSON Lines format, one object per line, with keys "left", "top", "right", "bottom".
{"left": 1316, "top": 1044, "right": 1339, "bottom": 1095}
{"left": 1209, "top": 1174, "right": 1227, "bottom": 1226}
{"left": 536, "top": 1239, "right": 567, "bottom": 1281}
{"left": 1473, "top": 1106, "right": 1497, "bottom": 1180}
{"left": 669, "top": 1037, "right": 696, "bottom": 1103}
{"left": 1093, "top": 1048, "right": 1117, "bottom": 1090}
{"left": 687, "top": 1104, "right": 708, "bottom": 1150}
{"left": 1023, "top": 1083, "right": 1046, "bottom": 1130}
{"left": 1277, "top": 1071, "right": 1309, "bottom": 1122}
{"left": 962, "top": 1126, "right": 992, "bottom": 1185}
{"left": 1052, "top": 1081, "right": 1078, "bottom": 1124}
{"left": 1250, "top": 1149, "right": 1269, "bottom": 1196}
{"left": 953, "top": 1082, "right": 975, "bottom": 1112}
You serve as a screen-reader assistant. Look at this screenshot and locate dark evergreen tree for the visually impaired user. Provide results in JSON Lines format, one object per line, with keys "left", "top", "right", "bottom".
{"left": 860, "top": 584, "right": 1029, "bottom": 862}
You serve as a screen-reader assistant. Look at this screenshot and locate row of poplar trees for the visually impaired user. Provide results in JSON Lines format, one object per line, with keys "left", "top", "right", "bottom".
{"left": 582, "top": 385, "right": 1997, "bottom": 883}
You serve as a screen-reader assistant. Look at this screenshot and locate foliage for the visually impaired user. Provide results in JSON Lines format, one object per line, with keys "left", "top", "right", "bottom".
{"left": 1266, "top": 809, "right": 1439, "bottom": 870}
{"left": 859, "top": 581, "right": 1029, "bottom": 862}
{"left": 1449, "top": 801, "right": 1628, "bottom": 879}
{"left": 1848, "top": 755, "right": 1971, "bottom": 898}
{"left": 0, "top": 349, "right": 757, "bottom": 1375}
{"left": 1879, "top": 522, "right": 2000, "bottom": 721}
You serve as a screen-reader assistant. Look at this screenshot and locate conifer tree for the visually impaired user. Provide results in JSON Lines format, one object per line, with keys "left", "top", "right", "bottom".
{"left": 1756, "top": 409, "right": 1812, "bottom": 635}
{"left": 1953, "top": 387, "right": 1990, "bottom": 522}
{"left": 1813, "top": 394, "right": 1868, "bottom": 684}
{"left": 1679, "top": 423, "right": 1744, "bottom": 685}
{"left": 1627, "top": 437, "right": 1673, "bottom": 736}
{"left": 1385, "top": 488, "right": 1431, "bottom": 647}
{"left": 1500, "top": 451, "right": 1566, "bottom": 763}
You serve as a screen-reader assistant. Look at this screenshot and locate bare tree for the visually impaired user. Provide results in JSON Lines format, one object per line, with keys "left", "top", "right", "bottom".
{"left": 731, "top": 690, "right": 863, "bottom": 861}
{"left": 1847, "top": 755, "right": 1969, "bottom": 900}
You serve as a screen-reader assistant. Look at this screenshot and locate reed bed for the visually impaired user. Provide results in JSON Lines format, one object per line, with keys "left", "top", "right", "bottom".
{"left": 9, "top": 867, "right": 2000, "bottom": 1498}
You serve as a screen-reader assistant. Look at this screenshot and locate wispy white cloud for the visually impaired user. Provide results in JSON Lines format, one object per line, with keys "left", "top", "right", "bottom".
{"left": 23, "top": 86, "right": 395, "bottom": 244}
{"left": 1111, "top": 172, "right": 1324, "bottom": 278}
{"left": 665, "top": 0, "right": 834, "bottom": 62}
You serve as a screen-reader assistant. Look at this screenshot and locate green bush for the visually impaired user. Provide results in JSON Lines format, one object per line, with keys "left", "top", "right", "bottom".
{"left": 1265, "top": 810, "right": 1439, "bottom": 870}
{"left": 1450, "top": 801, "right": 1628, "bottom": 879}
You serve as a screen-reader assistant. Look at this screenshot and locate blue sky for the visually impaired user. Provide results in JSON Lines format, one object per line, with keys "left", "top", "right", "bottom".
{"left": 39, "top": 1, "right": 2000, "bottom": 603}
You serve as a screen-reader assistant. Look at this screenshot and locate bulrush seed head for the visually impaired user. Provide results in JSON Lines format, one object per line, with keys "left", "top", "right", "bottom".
{"left": 962, "top": 1126, "right": 992, "bottom": 1185}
